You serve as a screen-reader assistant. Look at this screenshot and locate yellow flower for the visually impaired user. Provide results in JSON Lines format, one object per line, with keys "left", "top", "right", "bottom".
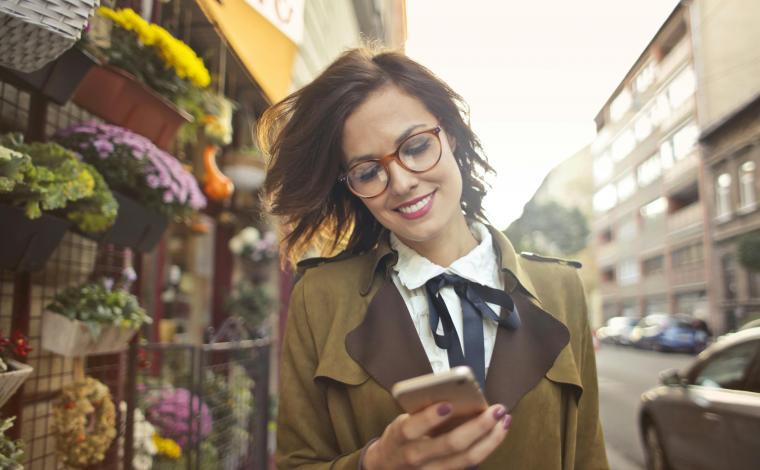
{"left": 152, "top": 433, "right": 182, "bottom": 460}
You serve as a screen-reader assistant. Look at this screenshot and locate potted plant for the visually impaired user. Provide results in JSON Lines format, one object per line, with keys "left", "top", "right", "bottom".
{"left": 73, "top": 7, "right": 212, "bottom": 150}
{"left": 0, "top": 134, "right": 117, "bottom": 271}
{"left": 0, "top": 330, "right": 32, "bottom": 408}
{"left": 0, "top": 417, "right": 24, "bottom": 469}
{"left": 224, "top": 281, "right": 273, "bottom": 335}
{"left": 43, "top": 278, "right": 152, "bottom": 357}
{"left": 228, "top": 227, "right": 279, "bottom": 282}
{"left": 55, "top": 122, "right": 207, "bottom": 251}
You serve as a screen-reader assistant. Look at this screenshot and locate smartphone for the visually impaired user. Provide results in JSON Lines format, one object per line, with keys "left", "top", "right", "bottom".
{"left": 391, "top": 366, "right": 488, "bottom": 435}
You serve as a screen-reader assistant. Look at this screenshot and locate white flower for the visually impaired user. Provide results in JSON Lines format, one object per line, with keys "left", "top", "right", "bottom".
{"left": 240, "top": 227, "right": 261, "bottom": 245}
{"left": 228, "top": 236, "right": 244, "bottom": 254}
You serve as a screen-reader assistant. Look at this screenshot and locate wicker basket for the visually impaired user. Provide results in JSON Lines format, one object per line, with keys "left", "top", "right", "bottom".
{"left": 41, "top": 311, "right": 137, "bottom": 357}
{"left": 0, "top": 359, "right": 33, "bottom": 408}
{"left": 0, "top": 0, "right": 100, "bottom": 73}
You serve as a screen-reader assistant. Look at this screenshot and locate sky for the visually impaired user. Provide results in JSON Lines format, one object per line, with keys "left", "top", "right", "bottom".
{"left": 405, "top": 0, "right": 680, "bottom": 230}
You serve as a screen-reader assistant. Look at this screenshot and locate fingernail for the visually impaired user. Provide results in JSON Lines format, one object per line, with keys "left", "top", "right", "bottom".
{"left": 492, "top": 406, "right": 507, "bottom": 421}
{"left": 437, "top": 403, "right": 452, "bottom": 416}
{"left": 503, "top": 414, "right": 512, "bottom": 430}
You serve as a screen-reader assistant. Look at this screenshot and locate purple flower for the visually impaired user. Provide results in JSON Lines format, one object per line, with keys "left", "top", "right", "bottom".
{"left": 93, "top": 139, "right": 114, "bottom": 157}
{"left": 163, "top": 191, "right": 174, "bottom": 203}
{"left": 146, "top": 175, "right": 160, "bottom": 188}
{"left": 146, "top": 388, "right": 212, "bottom": 449}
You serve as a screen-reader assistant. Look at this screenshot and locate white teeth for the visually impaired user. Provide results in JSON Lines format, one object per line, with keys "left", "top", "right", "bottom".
{"left": 398, "top": 194, "right": 432, "bottom": 214}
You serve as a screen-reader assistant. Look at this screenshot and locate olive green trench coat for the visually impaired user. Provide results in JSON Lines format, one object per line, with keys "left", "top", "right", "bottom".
{"left": 276, "top": 227, "right": 609, "bottom": 469}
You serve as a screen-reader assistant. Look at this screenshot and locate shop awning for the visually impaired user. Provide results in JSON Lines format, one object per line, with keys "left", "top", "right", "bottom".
{"left": 195, "top": 0, "right": 302, "bottom": 103}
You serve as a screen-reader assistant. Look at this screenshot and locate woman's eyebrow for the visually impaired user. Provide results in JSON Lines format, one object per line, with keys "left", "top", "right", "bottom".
{"left": 347, "top": 123, "right": 427, "bottom": 165}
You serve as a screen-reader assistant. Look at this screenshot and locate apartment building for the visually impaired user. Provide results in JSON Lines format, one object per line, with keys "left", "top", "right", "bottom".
{"left": 591, "top": 4, "right": 711, "bottom": 325}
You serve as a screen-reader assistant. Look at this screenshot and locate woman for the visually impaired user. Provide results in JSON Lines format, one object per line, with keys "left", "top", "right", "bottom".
{"left": 260, "top": 48, "right": 608, "bottom": 470}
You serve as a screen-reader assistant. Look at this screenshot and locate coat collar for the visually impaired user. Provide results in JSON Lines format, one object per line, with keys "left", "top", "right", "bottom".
{"left": 343, "top": 225, "right": 581, "bottom": 412}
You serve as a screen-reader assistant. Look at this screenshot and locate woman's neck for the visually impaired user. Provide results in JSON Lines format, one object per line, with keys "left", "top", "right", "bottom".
{"left": 399, "top": 215, "right": 479, "bottom": 267}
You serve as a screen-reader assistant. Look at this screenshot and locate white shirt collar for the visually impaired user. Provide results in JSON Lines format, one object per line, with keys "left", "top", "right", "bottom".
{"left": 390, "top": 222, "right": 501, "bottom": 290}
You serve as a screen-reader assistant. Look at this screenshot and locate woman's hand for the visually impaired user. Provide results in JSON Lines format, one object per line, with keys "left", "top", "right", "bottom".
{"left": 362, "top": 402, "right": 511, "bottom": 470}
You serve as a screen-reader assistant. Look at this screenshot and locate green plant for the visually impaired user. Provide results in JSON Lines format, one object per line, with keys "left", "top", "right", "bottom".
{"left": 0, "top": 417, "right": 24, "bottom": 470}
{"left": 224, "top": 281, "right": 272, "bottom": 332}
{"left": 738, "top": 232, "right": 760, "bottom": 272}
{"left": 46, "top": 279, "right": 152, "bottom": 338}
{"left": 0, "top": 133, "right": 118, "bottom": 233}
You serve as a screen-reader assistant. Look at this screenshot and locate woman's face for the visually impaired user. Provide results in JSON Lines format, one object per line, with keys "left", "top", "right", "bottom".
{"left": 342, "top": 85, "right": 464, "bottom": 246}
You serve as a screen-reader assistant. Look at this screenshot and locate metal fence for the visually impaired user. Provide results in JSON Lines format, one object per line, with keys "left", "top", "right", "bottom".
{"left": 124, "top": 319, "right": 271, "bottom": 470}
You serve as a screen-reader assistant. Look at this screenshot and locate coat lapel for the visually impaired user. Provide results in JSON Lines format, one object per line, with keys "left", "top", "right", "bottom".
{"left": 345, "top": 277, "right": 433, "bottom": 393}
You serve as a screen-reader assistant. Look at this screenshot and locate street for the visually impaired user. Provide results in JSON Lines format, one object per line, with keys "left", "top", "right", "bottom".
{"left": 596, "top": 344, "right": 695, "bottom": 470}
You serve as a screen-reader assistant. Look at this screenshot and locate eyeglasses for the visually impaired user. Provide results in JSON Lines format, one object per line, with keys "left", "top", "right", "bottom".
{"left": 339, "top": 126, "right": 443, "bottom": 198}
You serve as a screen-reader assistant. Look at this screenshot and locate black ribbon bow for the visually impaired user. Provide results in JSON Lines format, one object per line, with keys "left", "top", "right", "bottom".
{"left": 424, "top": 273, "right": 521, "bottom": 388}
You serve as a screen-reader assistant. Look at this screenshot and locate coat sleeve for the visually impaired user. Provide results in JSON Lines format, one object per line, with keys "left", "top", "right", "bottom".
{"left": 572, "top": 271, "right": 610, "bottom": 470}
{"left": 275, "top": 278, "right": 367, "bottom": 470}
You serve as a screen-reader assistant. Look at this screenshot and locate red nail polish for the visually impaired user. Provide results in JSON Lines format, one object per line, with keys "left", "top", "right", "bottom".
{"left": 503, "top": 414, "right": 512, "bottom": 430}
{"left": 437, "top": 403, "right": 452, "bottom": 416}
{"left": 493, "top": 407, "right": 507, "bottom": 421}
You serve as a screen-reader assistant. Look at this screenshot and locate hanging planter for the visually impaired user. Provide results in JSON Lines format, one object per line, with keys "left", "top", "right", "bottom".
{"left": 41, "top": 311, "right": 138, "bottom": 357}
{"left": 0, "top": 0, "right": 99, "bottom": 73}
{"left": 78, "top": 192, "right": 169, "bottom": 253}
{"left": 0, "top": 203, "right": 71, "bottom": 272}
{"left": 72, "top": 65, "right": 193, "bottom": 150}
{"left": 0, "top": 360, "right": 33, "bottom": 408}
{"left": 2, "top": 46, "right": 99, "bottom": 105}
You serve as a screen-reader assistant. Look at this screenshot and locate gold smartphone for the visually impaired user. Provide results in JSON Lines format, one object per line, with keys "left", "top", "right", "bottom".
{"left": 391, "top": 366, "right": 488, "bottom": 435}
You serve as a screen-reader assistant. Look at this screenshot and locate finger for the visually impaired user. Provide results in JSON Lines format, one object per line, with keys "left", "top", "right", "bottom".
{"left": 409, "top": 404, "right": 507, "bottom": 463}
{"left": 396, "top": 402, "right": 455, "bottom": 442}
{"left": 423, "top": 414, "right": 510, "bottom": 470}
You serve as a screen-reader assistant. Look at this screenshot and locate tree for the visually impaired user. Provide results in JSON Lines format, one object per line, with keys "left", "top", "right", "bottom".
{"left": 737, "top": 231, "right": 760, "bottom": 272}
{"left": 505, "top": 200, "right": 590, "bottom": 257}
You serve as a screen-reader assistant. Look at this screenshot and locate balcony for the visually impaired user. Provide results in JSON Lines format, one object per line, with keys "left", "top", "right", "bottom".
{"left": 671, "top": 263, "right": 705, "bottom": 287}
{"left": 663, "top": 151, "right": 699, "bottom": 187}
{"left": 655, "top": 38, "right": 691, "bottom": 84}
{"left": 667, "top": 202, "right": 704, "bottom": 236}
{"left": 638, "top": 218, "right": 667, "bottom": 252}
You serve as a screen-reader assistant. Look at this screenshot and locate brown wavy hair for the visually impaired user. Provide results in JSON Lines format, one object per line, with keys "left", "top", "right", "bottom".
{"left": 258, "top": 47, "right": 495, "bottom": 265}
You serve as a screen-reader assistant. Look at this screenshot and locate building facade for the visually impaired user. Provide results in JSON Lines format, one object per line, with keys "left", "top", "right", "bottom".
{"left": 591, "top": 4, "right": 711, "bottom": 326}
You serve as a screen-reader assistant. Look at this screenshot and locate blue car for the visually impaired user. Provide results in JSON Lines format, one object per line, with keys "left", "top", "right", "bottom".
{"left": 630, "top": 314, "right": 709, "bottom": 354}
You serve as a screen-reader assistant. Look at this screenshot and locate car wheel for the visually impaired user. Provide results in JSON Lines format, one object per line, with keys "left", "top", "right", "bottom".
{"left": 644, "top": 421, "right": 671, "bottom": 470}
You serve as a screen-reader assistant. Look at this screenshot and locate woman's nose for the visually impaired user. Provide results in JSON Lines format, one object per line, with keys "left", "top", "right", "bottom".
{"left": 387, "top": 160, "right": 418, "bottom": 196}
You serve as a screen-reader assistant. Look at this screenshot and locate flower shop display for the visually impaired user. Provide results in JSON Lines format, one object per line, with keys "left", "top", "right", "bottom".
{"left": 0, "top": 134, "right": 117, "bottom": 271}
{"left": 73, "top": 7, "right": 212, "bottom": 149}
{"left": 0, "top": 417, "right": 24, "bottom": 470}
{"left": 0, "top": 0, "right": 98, "bottom": 73}
{"left": 118, "top": 401, "right": 157, "bottom": 470}
{"left": 229, "top": 227, "right": 279, "bottom": 282}
{"left": 53, "top": 376, "right": 117, "bottom": 468}
{"left": 203, "top": 144, "right": 234, "bottom": 201}
{"left": 2, "top": 46, "right": 99, "bottom": 105}
{"left": 144, "top": 387, "right": 212, "bottom": 450}
{"left": 0, "top": 331, "right": 32, "bottom": 408}
{"left": 55, "top": 121, "right": 207, "bottom": 251}
{"left": 43, "top": 278, "right": 152, "bottom": 357}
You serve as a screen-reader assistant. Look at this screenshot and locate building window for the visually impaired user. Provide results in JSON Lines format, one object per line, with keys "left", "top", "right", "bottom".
{"left": 594, "top": 184, "right": 618, "bottom": 213}
{"left": 616, "top": 172, "right": 637, "bottom": 202}
{"left": 716, "top": 172, "right": 733, "bottom": 220}
{"left": 650, "top": 93, "right": 671, "bottom": 126}
{"left": 611, "top": 128, "right": 636, "bottom": 162}
{"left": 641, "top": 197, "right": 668, "bottom": 220}
{"left": 672, "top": 121, "right": 698, "bottom": 161}
{"left": 601, "top": 266, "right": 616, "bottom": 283}
{"left": 634, "top": 112, "right": 653, "bottom": 142}
{"left": 667, "top": 65, "right": 696, "bottom": 109}
{"left": 593, "top": 152, "right": 613, "bottom": 184}
{"left": 635, "top": 62, "right": 655, "bottom": 94}
{"left": 610, "top": 88, "right": 632, "bottom": 122}
{"left": 618, "top": 217, "right": 637, "bottom": 241}
{"left": 722, "top": 254, "right": 737, "bottom": 300}
{"left": 618, "top": 258, "right": 640, "bottom": 286}
{"left": 637, "top": 153, "right": 662, "bottom": 187}
{"left": 644, "top": 295, "right": 667, "bottom": 315}
{"left": 643, "top": 255, "right": 665, "bottom": 276}
{"left": 739, "top": 160, "right": 757, "bottom": 210}
{"left": 672, "top": 243, "right": 703, "bottom": 269}
{"left": 660, "top": 140, "right": 674, "bottom": 169}
{"left": 599, "top": 227, "right": 614, "bottom": 244}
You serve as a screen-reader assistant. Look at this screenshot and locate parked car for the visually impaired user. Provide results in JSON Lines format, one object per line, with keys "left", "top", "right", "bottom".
{"left": 597, "top": 316, "right": 639, "bottom": 345}
{"left": 630, "top": 313, "right": 709, "bottom": 353}
{"left": 638, "top": 327, "right": 760, "bottom": 470}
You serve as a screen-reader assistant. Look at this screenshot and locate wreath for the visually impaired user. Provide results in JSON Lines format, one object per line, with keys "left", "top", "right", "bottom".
{"left": 53, "top": 377, "right": 117, "bottom": 468}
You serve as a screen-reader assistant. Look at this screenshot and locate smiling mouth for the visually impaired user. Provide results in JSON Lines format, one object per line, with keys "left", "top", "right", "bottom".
{"left": 395, "top": 191, "right": 435, "bottom": 214}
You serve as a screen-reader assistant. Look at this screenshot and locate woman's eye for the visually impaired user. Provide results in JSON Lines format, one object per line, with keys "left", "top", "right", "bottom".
{"left": 357, "top": 165, "right": 380, "bottom": 181}
{"left": 402, "top": 137, "right": 431, "bottom": 156}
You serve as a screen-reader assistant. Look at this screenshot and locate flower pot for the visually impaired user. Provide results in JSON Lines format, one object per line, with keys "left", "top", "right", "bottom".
{"left": 0, "top": 359, "right": 33, "bottom": 408}
{"left": 78, "top": 192, "right": 169, "bottom": 253}
{"left": 0, "top": 203, "right": 72, "bottom": 272}
{"left": 41, "top": 311, "right": 138, "bottom": 357}
{"left": 1, "top": 46, "right": 98, "bottom": 105}
{"left": 72, "top": 65, "right": 193, "bottom": 150}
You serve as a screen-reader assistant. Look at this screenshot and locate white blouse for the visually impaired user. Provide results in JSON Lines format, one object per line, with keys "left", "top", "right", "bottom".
{"left": 390, "top": 222, "right": 504, "bottom": 374}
